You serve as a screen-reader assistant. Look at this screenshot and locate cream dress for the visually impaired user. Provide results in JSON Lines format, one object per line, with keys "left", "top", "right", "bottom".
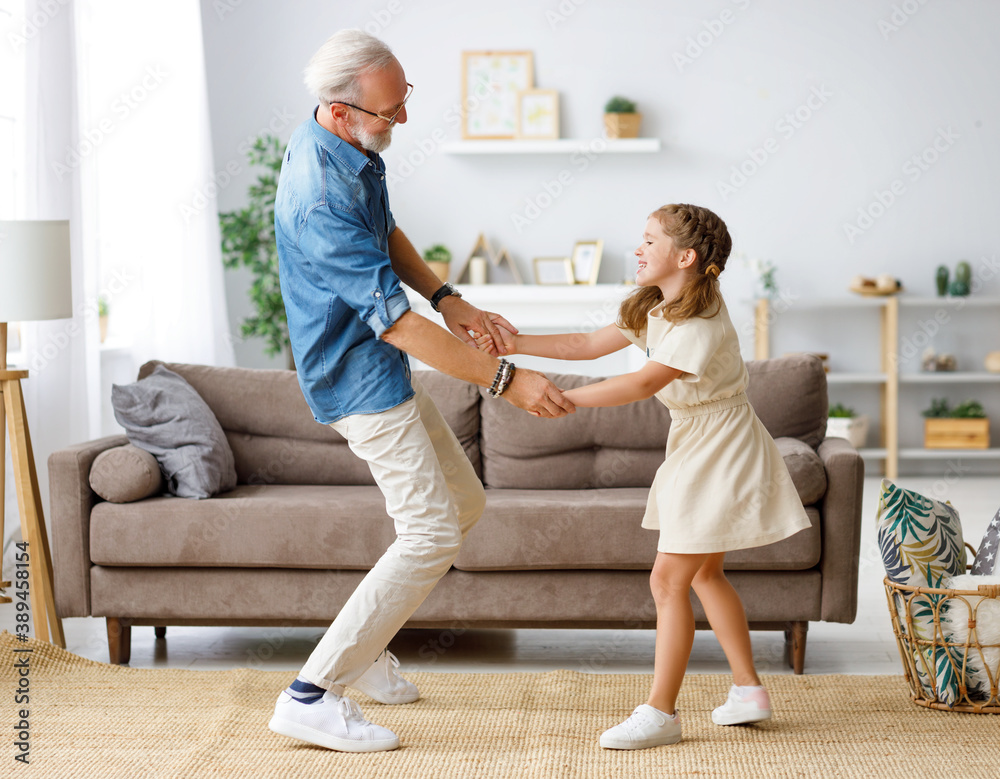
{"left": 618, "top": 298, "right": 812, "bottom": 554}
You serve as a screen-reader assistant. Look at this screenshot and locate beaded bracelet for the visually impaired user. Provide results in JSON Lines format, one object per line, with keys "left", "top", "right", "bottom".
{"left": 488, "top": 358, "right": 516, "bottom": 398}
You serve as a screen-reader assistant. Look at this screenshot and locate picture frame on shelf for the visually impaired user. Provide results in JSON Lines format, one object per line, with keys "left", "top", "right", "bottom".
{"left": 515, "top": 89, "right": 559, "bottom": 140}
{"left": 461, "top": 51, "right": 534, "bottom": 140}
{"left": 571, "top": 239, "right": 603, "bottom": 284}
{"left": 533, "top": 257, "right": 574, "bottom": 285}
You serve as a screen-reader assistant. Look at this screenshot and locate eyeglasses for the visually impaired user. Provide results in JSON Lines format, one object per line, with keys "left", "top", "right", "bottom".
{"left": 332, "top": 83, "right": 413, "bottom": 126}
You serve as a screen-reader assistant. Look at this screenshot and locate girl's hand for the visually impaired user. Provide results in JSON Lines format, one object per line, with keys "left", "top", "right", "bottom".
{"left": 473, "top": 324, "right": 517, "bottom": 355}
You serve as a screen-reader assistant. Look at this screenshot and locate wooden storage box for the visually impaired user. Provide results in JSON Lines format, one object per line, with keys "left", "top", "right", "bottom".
{"left": 924, "top": 418, "right": 990, "bottom": 449}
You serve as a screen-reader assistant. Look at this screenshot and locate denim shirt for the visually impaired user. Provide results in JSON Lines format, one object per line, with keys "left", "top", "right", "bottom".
{"left": 275, "top": 111, "right": 413, "bottom": 424}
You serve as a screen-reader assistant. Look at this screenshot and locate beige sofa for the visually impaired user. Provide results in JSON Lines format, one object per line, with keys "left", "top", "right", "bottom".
{"left": 49, "top": 354, "right": 864, "bottom": 672}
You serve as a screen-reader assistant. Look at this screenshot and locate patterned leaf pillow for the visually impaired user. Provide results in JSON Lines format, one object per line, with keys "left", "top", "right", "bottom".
{"left": 877, "top": 479, "right": 967, "bottom": 705}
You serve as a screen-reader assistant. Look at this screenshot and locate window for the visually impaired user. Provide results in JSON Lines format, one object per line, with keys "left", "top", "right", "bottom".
{"left": 0, "top": 0, "right": 26, "bottom": 218}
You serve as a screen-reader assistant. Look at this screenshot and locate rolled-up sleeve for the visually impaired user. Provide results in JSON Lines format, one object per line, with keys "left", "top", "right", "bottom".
{"left": 297, "top": 202, "right": 410, "bottom": 338}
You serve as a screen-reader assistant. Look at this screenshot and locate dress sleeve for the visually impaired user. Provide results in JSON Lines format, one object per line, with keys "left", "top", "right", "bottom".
{"left": 615, "top": 323, "right": 647, "bottom": 353}
{"left": 645, "top": 313, "right": 724, "bottom": 382}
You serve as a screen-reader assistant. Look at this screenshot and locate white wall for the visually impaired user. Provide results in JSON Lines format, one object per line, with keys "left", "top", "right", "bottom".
{"left": 199, "top": 0, "right": 1000, "bottom": 471}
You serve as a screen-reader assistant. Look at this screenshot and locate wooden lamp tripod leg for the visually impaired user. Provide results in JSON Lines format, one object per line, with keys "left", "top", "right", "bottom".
{"left": 0, "top": 323, "right": 9, "bottom": 604}
{"left": 2, "top": 374, "right": 65, "bottom": 647}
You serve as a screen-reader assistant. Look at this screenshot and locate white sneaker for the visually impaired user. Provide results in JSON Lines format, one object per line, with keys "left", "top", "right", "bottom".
{"left": 351, "top": 649, "right": 420, "bottom": 704}
{"left": 268, "top": 690, "right": 400, "bottom": 752}
{"left": 712, "top": 685, "right": 772, "bottom": 725}
{"left": 599, "top": 704, "right": 682, "bottom": 750}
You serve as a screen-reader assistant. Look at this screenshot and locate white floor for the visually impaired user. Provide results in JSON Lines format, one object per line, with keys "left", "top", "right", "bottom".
{"left": 4, "top": 476, "right": 997, "bottom": 678}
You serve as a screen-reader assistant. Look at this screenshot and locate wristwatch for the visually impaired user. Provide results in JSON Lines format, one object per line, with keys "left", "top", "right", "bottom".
{"left": 430, "top": 282, "right": 462, "bottom": 312}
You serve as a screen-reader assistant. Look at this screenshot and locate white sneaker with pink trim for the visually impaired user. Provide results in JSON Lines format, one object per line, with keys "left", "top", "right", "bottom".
{"left": 712, "top": 685, "right": 772, "bottom": 725}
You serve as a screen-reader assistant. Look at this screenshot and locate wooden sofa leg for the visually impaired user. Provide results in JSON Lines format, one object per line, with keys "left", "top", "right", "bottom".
{"left": 107, "top": 618, "right": 132, "bottom": 665}
{"left": 154, "top": 626, "right": 167, "bottom": 639}
{"left": 784, "top": 621, "right": 808, "bottom": 674}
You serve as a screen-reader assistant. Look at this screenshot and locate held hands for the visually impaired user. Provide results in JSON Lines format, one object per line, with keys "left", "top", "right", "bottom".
{"left": 474, "top": 319, "right": 517, "bottom": 356}
{"left": 503, "top": 366, "right": 575, "bottom": 418}
{"left": 438, "top": 296, "right": 517, "bottom": 355}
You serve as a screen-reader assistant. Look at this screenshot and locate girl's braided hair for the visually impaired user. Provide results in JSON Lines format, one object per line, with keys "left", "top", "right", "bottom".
{"left": 618, "top": 203, "right": 732, "bottom": 335}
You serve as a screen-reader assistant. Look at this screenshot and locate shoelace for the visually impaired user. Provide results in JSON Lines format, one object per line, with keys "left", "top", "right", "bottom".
{"left": 383, "top": 651, "right": 401, "bottom": 671}
{"left": 625, "top": 707, "right": 665, "bottom": 732}
{"left": 338, "top": 696, "right": 365, "bottom": 723}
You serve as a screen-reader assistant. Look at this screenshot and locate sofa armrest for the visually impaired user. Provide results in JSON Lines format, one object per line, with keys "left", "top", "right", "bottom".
{"left": 48, "top": 435, "right": 128, "bottom": 617}
{"left": 816, "top": 437, "right": 865, "bottom": 623}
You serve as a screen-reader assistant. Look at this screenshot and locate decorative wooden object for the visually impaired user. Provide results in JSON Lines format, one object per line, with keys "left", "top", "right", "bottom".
{"left": 453, "top": 233, "right": 523, "bottom": 285}
{"left": 924, "top": 418, "right": 990, "bottom": 449}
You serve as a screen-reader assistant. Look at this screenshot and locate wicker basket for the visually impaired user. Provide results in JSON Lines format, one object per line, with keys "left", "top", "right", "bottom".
{"left": 885, "top": 570, "right": 1000, "bottom": 713}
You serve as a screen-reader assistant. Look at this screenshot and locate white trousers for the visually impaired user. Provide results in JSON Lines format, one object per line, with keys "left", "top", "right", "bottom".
{"left": 300, "top": 381, "right": 485, "bottom": 693}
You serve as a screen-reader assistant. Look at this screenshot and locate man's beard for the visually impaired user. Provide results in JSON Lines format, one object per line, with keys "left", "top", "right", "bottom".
{"left": 352, "top": 119, "right": 393, "bottom": 154}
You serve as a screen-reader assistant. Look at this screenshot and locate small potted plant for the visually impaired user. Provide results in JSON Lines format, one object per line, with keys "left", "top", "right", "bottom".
{"left": 603, "top": 96, "right": 641, "bottom": 139}
{"left": 922, "top": 398, "right": 989, "bottom": 449}
{"left": 423, "top": 244, "right": 452, "bottom": 282}
{"left": 98, "top": 296, "right": 109, "bottom": 344}
{"left": 826, "top": 403, "right": 869, "bottom": 449}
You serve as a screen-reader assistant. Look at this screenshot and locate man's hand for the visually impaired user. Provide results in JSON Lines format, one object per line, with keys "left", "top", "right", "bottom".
{"left": 502, "top": 367, "right": 576, "bottom": 418}
{"left": 438, "top": 296, "right": 518, "bottom": 355}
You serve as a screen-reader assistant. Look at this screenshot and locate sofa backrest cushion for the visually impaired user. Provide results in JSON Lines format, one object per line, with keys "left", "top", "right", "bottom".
{"left": 479, "top": 354, "right": 828, "bottom": 490}
{"left": 745, "top": 353, "right": 828, "bottom": 448}
{"left": 138, "top": 362, "right": 482, "bottom": 485}
{"left": 480, "top": 372, "right": 672, "bottom": 489}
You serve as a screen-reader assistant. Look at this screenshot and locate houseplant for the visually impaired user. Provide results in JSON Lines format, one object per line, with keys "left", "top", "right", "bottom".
{"left": 603, "top": 96, "right": 641, "bottom": 139}
{"left": 219, "top": 133, "right": 293, "bottom": 369}
{"left": 922, "top": 398, "right": 989, "bottom": 449}
{"left": 826, "top": 403, "right": 869, "bottom": 449}
{"left": 423, "top": 244, "right": 452, "bottom": 282}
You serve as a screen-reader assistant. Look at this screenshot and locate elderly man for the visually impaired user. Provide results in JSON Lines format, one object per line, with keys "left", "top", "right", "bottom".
{"left": 267, "top": 29, "right": 575, "bottom": 752}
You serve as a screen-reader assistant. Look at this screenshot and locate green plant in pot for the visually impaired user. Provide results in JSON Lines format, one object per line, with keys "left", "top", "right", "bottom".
{"left": 949, "top": 260, "right": 971, "bottom": 296}
{"left": 219, "top": 133, "right": 293, "bottom": 369}
{"left": 826, "top": 403, "right": 869, "bottom": 449}
{"left": 603, "top": 96, "right": 641, "bottom": 139}
{"left": 423, "top": 244, "right": 452, "bottom": 283}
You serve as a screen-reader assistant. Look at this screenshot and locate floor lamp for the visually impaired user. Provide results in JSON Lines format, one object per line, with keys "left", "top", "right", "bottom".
{"left": 0, "top": 220, "right": 71, "bottom": 647}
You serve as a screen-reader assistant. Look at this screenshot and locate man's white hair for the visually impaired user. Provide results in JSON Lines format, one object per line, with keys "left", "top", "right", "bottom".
{"left": 304, "top": 29, "right": 396, "bottom": 105}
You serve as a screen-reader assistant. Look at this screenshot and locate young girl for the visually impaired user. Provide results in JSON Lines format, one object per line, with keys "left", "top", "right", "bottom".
{"left": 478, "top": 204, "right": 811, "bottom": 750}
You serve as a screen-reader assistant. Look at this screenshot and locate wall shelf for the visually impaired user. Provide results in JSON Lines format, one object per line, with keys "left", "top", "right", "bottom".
{"left": 441, "top": 138, "right": 661, "bottom": 154}
{"left": 899, "top": 372, "right": 1000, "bottom": 384}
{"left": 755, "top": 295, "right": 1000, "bottom": 478}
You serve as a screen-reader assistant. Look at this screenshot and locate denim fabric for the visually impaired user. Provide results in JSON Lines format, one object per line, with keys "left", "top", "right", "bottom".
{"left": 276, "top": 110, "right": 413, "bottom": 424}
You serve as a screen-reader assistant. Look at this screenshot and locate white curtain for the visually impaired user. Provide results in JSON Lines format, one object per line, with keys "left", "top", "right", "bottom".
{"left": 6, "top": 0, "right": 234, "bottom": 555}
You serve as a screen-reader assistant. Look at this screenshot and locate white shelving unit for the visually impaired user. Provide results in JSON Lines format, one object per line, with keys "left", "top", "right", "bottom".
{"left": 440, "top": 138, "right": 661, "bottom": 154}
{"left": 755, "top": 294, "right": 1000, "bottom": 478}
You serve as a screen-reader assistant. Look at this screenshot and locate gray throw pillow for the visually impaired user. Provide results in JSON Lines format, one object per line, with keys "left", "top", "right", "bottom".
{"left": 89, "top": 444, "right": 165, "bottom": 503}
{"left": 112, "top": 364, "right": 237, "bottom": 499}
{"left": 972, "top": 506, "right": 1000, "bottom": 575}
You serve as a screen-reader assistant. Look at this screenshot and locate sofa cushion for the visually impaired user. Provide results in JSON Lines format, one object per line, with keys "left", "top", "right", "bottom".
{"left": 112, "top": 365, "right": 237, "bottom": 499}
{"left": 88, "top": 483, "right": 820, "bottom": 572}
{"left": 138, "top": 363, "right": 484, "bottom": 482}
{"left": 774, "top": 437, "right": 827, "bottom": 505}
{"left": 89, "top": 444, "right": 164, "bottom": 503}
{"left": 746, "top": 354, "right": 828, "bottom": 448}
{"left": 90, "top": 484, "right": 397, "bottom": 568}
{"left": 479, "top": 373, "right": 672, "bottom": 489}
{"left": 453, "top": 489, "right": 821, "bottom": 572}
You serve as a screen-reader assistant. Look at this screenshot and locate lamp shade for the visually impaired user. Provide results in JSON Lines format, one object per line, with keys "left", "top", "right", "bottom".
{"left": 0, "top": 220, "right": 73, "bottom": 323}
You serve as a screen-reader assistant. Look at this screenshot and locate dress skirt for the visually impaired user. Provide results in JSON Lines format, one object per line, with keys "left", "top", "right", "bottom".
{"left": 642, "top": 393, "right": 812, "bottom": 554}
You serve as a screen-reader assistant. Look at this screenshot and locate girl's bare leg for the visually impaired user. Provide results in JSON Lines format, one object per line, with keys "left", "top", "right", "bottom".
{"left": 646, "top": 552, "right": 709, "bottom": 714}
{"left": 691, "top": 552, "right": 760, "bottom": 687}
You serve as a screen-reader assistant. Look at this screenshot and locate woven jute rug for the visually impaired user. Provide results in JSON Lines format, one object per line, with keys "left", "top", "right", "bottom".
{"left": 1, "top": 632, "right": 995, "bottom": 778}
